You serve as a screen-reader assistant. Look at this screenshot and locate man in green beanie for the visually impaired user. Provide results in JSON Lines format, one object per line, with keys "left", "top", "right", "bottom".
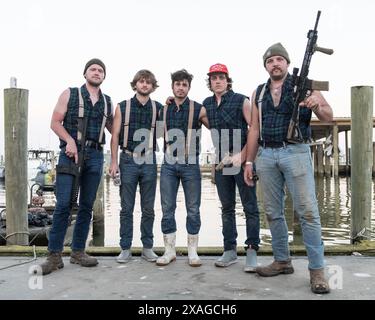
{"left": 244, "top": 43, "right": 333, "bottom": 294}
{"left": 38, "top": 58, "right": 113, "bottom": 275}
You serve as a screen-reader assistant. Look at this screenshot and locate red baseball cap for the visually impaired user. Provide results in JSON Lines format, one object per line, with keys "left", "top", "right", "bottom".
{"left": 207, "top": 63, "right": 229, "bottom": 75}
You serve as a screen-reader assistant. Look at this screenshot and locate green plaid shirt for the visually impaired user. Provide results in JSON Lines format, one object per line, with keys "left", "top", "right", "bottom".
{"left": 160, "top": 97, "right": 202, "bottom": 157}
{"left": 61, "top": 84, "right": 112, "bottom": 148}
{"left": 255, "top": 74, "right": 312, "bottom": 143}
{"left": 119, "top": 95, "right": 162, "bottom": 152}
{"left": 203, "top": 90, "right": 248, "bottom": 159}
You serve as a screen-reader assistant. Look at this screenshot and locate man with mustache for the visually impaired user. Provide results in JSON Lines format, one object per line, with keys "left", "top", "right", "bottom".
{"left": 40, "top": 58, "right": 113, "bottom": 275}
{"left": 110, "top": 69, "right": 162, "bottom": 263}
{"left": 244, "top": 43, "right": 333, "bottom": 293}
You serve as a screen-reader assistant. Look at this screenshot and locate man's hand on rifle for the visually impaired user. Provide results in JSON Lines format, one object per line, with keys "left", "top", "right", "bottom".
{"left": 65, "top": 137, "right": 78, "bottom": 164}
{"left": 299, "top": 91, "right": 321, "bottom": 112}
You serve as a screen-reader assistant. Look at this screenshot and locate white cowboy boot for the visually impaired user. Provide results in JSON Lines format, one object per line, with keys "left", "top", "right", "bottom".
{"left": 187, "top": 233, "right": 202, "bottom": 267}
{"left": 156, "top": 232, "right": 176, "bottom": 266}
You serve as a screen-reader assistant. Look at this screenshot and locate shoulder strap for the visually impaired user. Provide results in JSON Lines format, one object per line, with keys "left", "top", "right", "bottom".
{"left": 185, "top": 100, "right": 195, "bottom": 157}
{"left": 98, "top": 93, "right": 108, "bottom": 144}
{"left": 149, "top": 100, "right": 157, "bottom": 150}
{"left": 77, "top": 87, "right": 85, "bottom": 143}
{"left": 122, "top": 99, "right": 131, "bottom": 149}
{"left": 257, "top": 84, "right": 267, "bottom": 142}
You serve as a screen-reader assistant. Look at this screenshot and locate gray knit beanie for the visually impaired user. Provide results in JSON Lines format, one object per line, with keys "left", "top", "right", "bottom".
{"left": 263, "top": 43, "right": 290, "bottom": 66}
{"left": 83, "top": 58, "right": 106, "bottom": 76}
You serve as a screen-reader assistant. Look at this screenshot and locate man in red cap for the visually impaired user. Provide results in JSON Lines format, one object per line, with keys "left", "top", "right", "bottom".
{"left": 203, "top": 63, "right": 260, "bottom": 271}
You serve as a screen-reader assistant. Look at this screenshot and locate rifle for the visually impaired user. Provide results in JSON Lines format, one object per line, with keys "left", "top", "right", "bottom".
{"left": 286, "top": 10, "right": 333, "bottom": 143}
{"left": 55, "top": 114, "right": 88, "bottom": 219}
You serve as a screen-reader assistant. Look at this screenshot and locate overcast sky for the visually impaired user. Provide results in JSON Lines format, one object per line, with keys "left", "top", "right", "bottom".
{"left": 0, "top": 0, "right": 374, "bottom": 154}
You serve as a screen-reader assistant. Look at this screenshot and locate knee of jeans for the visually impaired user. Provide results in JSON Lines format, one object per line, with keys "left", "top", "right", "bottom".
{"left": 221, "top": 204, "right": 235, "bottom": 214}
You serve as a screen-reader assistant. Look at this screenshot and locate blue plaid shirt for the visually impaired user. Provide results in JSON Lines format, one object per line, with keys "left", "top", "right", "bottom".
{"left": 119, "top": 95, "right": 162, "bottom": 152}
{"left": 203, "top": 90, "right": 248, "bottom": 159}
{"left": 255, "top": 74, "right": 312, "bottom": 144}
{"left": 60, "top": 84, "right": 112, "bottom": 148}
{"left": 160, "top": 97, "right": 202, "bottom": 157}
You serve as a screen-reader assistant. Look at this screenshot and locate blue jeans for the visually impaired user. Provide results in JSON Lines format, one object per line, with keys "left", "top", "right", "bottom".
{"left": 119, "top": 152, "right": 157, "bottom": 249}
{"left": 256, "top": 143, "right": 325, "bottom": 270}
{"left": 160, "top": 162, "right": 201, "bottom": 235}
{"left": 215, "top": 167, "right": 260, "bottom": 251}
{"left": 48, "top": 147, "right": 103, "bottom": 252}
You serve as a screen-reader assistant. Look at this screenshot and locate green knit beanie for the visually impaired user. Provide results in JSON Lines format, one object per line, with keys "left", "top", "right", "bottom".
{"left": 263, "top": 43, "right": 290, "bottom": 66}
{"left": 83, "top": 58, "right": 106, "bottom": 77}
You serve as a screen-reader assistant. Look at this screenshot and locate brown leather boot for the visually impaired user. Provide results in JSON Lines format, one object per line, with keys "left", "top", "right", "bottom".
{"left": 70, "top": 251, "right": 98, "bottom": 267}
{"left": 40, "top": 252, "right": 64, "bottom": 275}
{"left": 256, "top": 260, "right": 294, "bottom": 277}
{"left": 310, "top": 268, "right": 330, "bottom": 294}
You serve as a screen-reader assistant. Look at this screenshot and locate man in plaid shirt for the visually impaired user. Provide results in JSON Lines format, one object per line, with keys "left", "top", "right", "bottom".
{"left": 244, "top": 43, "right": 332, "bottom": 294}
{"left": 110, "top": 70, "right": 163, "bottom": 264}
{"left": 203, "top": 63, "right": 260, "bottom": 271}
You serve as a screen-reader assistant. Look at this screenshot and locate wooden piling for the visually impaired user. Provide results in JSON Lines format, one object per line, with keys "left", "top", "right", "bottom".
{"left": 345, "top": 130, "right": 350, "bottom": 175}
{"left": 333, "top": 124, "right": 339, "bottom": 177}
{"left": 350, "top": 86, "right": 373, "bottom": 243}
{"left": 4, "top": 87, "right": 29, "bottom": 245}
{"left": 316, "top": 144, "right": 324, "bottom": 176}
{"left": 92, "top": 173, "right": 105, "bottom": 246}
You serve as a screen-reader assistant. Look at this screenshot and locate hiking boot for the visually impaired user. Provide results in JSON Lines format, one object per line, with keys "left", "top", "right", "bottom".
{"left": 215, "top": 249, "right": 237, "bottom": 267}
{"left": 70, "top": 251, "right": 98, "bottom": 267}
{"left": 39, "top": 252, "right": 64, "bottom": 276}
{"left": 256, "top": 260, "right": 294, "bottom": 277}
{"left": 310, "top": 268, "right": 330, "bottom": 294}
{"left": 243, "top": 247, "right": 257, "bottom": 273}
{"left": 117, "top": 249, "right": 132, "bottom": 263}
{"left": 142, "top": 248, "right": 158, "bottom": 262}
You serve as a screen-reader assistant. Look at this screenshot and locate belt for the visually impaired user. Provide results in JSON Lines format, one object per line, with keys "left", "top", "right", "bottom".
{"left": 122, "top": 149, "right": 153, "bottom": 158}
{"left": 260, "top": 141, "right": 290, "bottom": 148}
{"left": 85, "top": 140, "right": 103, "bottom": 151}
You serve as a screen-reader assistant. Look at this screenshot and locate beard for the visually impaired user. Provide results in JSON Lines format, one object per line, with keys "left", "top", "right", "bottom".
{"left": 87, "top": 78, "right": 103, "bottom": 87}
{"left": 136, "top": 89, "right": 153, "bottom": 96}
{"left": 270, "top": 68, "right": 287, "bottom": 81}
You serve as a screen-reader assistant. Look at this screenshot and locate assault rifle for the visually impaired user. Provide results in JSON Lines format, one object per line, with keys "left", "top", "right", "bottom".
{"left": 55, "top": 116, "right": 88, "bottom": 219}
{"left": 286, "top": 10, "right": 333, "bottom": 143}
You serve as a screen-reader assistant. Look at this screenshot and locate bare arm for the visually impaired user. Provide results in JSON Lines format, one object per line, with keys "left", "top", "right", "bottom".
{"left": 300, "top": 90, "right": 333, "bottom": 122}
{"left": 244, "top": 91, "right": 260, "bottom": 186}
{"left": 109, "top": 104, "right": 122, "bottom": 177}
{"left": 199, "top": 106, "right": 210, "bottom": 128}
{"left": 50, "top": 89, "right": 79, "bottom": 163}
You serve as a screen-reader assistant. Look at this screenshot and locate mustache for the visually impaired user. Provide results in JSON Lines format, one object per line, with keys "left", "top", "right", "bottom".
{"left": 272, "top": 67, "right": 282, "bottom": 72}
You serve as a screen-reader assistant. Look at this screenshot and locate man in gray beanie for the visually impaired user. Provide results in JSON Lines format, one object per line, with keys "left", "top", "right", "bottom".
{"left": 243, "top": 43, "right": 333, "bottom": 294}
{"left": 83, "top": 58, "right": 106, "bottom": 78}
{"left": 39, "top": 58, "right": 113, "bottom": 275}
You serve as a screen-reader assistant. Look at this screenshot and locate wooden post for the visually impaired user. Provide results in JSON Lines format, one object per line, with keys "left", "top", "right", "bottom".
{"left": 317, "top": 144, "right": 324, "bottom": 176}
{"left": 333, "top": 124, "right": 339, "bottom": 177}
{"left": 345, "top": 130, "right": 349, "bottom": 175}
{"left": 373, "top": 142, "right": 375, "bottom": 176}
{"left": 351, "top": 86, "right": 373, "bottom": 243}
{"left": 4, "top": 86, "right": 29, "bottom": 245}
{"left": 92, "top": 173, "right": 105, "bottom": 246}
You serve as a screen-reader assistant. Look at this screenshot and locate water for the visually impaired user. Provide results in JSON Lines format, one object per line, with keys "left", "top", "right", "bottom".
{"left": 1, "top": 166, "right": 375, "bottom": 247}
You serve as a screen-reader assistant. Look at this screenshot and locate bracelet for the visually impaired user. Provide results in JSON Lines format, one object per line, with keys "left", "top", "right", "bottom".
{"left": 245, "top": 161, "right": 253, "bottom": 166}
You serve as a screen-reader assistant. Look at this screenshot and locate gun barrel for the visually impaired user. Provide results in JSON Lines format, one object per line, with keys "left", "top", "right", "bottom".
{"left": 314, "top": 10, "right": 321, "bottom": 31}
